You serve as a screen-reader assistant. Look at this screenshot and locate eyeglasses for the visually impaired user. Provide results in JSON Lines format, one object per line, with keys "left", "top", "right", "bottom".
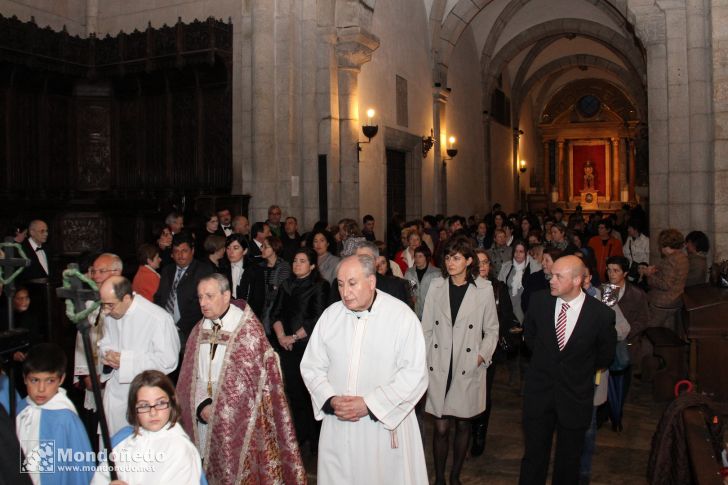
{"left": 90, "top": 268, "right": 117, "bottom": 276}
{"left": 478, "top": 261, "right": 491, "bottom": 266}
{"left": 135, "top": 401, "right": 170, "bottom": 414}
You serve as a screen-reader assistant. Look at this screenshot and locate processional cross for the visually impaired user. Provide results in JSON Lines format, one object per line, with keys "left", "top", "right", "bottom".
{"left": 55, "top": 264, "right": 118, "bottom": 479}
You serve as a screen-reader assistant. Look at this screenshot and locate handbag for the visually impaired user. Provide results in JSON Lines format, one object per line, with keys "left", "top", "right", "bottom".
{"left": 610, "top": 340, "right": 630, "bottom": 371}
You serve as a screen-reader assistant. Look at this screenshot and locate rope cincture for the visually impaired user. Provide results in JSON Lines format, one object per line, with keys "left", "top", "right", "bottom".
{"left": 61, "top": 267, "right": 100, "bottom": 324}
{"left": 0, "top": 241, "right": 30, "bottom": 285}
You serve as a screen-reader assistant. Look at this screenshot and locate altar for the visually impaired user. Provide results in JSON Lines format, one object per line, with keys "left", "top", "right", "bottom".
{"left": 535, "top": 86, "right": 641, "bottom": 210}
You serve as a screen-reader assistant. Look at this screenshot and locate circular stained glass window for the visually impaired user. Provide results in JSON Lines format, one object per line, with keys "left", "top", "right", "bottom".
{"left": 577, "top": 95, "right": 601, "bottom": 118}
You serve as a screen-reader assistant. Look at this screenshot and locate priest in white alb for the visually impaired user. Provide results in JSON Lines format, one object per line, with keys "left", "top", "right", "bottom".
{"left": 300, "top": 254, "right": 429, "bottom": 485}
{"left": 97, "top": 276, "right": 180, "bottom": 435}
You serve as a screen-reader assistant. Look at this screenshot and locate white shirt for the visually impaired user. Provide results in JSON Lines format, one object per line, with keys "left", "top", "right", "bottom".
{"left": 623, "top": 233, "right": 650, "bottom": 265}
{"left": 28, "top": 238, "right": 48, "bottom": 275}
{"left": 554, "top": 290, "right": 587, "bottom": 347}
{"left": 230, "top": 261, "right": 244, "bottom": 298}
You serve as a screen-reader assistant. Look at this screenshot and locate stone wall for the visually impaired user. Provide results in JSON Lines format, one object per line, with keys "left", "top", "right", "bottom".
{"left": 0, "top": 0, "right": 87, "bottom": 36}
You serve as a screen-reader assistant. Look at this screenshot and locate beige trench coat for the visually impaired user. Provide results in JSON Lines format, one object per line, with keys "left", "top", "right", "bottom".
{"left": 422, "top": 276, "right": 499, "bottom": 418}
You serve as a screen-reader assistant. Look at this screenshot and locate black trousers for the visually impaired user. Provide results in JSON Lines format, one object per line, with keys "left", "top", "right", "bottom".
{"left": 279, "top": 344, "right": 318, "bottom": 445}
{"left": 519, "top": 409, "right": 587, "bottom": 485}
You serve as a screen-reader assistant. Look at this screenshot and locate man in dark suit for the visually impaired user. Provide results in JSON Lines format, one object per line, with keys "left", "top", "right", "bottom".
{"left": 154, "top": 232, "right": 214, "bottom": 344}
{"left": 519, "top": 255, "right": 616, "bottom": 485}
{"left": 19, "top": 219, "right": 50, "bottom": 282}
{"left": 246, "top": 221, "right": 270, "bottom": 264}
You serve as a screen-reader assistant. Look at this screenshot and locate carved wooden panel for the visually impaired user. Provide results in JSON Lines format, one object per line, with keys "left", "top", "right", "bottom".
{"left": 77, "top": 100, "right": 111, "bottom": 190}
{"left": 59, "top": 213, "right": 107, "bottom": 255}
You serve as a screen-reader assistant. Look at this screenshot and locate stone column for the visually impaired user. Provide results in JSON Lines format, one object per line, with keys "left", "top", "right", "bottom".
{"left": 611, "top": 137, "right": 621, "bottom": 201}
{"left": 557, "top": 139, "right": 565, "bottom": 201}
{"left": 628, "top": 138, "right": 636, "bottom": 202}
{"left": 335, "top": 27, "right": 379, "bottom": 221}
{"left": 433, "top": 87, "right": 450, "bottom": 214}
{"left": 86, "top": 0, "right": 98, "bottom": 36}
{"left": 543, "top": 141, "right": 550, "bottom": 196}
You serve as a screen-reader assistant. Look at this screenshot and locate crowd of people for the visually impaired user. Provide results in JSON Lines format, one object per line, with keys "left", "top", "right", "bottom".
{"left": 0, "top": 202, "right": 711, "bottom": 484}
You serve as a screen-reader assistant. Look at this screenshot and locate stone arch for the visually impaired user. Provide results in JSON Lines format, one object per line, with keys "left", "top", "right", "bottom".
{"left": 431, "top": 0, "right": 636, "bottom": 75}
{"left": 481, "top": 18, "right": 645, "bottom": 114}
{"left": 513, "top": 55, "right": 646, "bottom": 122}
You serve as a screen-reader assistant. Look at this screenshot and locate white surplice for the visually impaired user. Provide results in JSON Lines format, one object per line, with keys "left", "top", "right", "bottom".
{"left": 193, "top": 303, "right": 243, "bottom": 450}
{"left": 300, "top": 290, "right": 428, "bottom": 485}
{"left": 98, "top": 295, "right": 180, "bottom": 435}
{"left": 91, "top": 423, "right": 202, "bottom": 485}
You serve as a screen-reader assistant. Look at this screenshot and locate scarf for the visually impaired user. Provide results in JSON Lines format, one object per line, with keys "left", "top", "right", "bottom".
{"left": 509, "top": 257, "right": 529, "bottom": 296}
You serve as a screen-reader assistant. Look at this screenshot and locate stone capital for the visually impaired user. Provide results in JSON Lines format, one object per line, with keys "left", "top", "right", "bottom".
{"left": 336, "top": 26, "right": 380, "bottom": 69}
{"left": 433, "top": 86, "right": 450, "bottom": 104}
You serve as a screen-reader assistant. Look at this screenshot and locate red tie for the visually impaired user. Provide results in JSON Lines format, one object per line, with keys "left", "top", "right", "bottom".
{"left": 556, "top": 302, "right": 570, "bottom": 350}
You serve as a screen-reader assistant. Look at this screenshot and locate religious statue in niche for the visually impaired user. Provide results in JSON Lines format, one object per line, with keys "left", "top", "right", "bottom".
{"left": 584, "top": 160, "right": 595, "bottom": 190}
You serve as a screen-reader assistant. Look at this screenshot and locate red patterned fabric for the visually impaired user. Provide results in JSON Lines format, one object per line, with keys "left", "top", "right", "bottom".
{"left": 177, "top": 303, "right": 307, "bottom": 485}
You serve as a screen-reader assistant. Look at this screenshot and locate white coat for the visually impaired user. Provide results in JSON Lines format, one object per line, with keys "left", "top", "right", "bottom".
{"left": 422, "top": 276, "right": 499, "bottom": 418}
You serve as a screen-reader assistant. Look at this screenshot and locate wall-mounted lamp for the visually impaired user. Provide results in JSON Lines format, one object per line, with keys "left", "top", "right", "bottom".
{"left": 357, "top": 108, "right": 378, "bottom": 162}
{"left": 519, "top": 159, "right": 527, "bottom": 173}
{"left": 422, "top": 129, "right": 435, "bottom": 157}
{"left": 443, "top": 136, "right": 458, "bottom": 163}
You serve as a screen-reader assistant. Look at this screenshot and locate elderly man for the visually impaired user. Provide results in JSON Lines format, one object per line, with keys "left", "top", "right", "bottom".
{"left": 177, "top": 274, "right": 305, "bottom": 484}
{"left": 266, "top": 204, "right": 283, "bottom": 237}
{"left": 74, "top": 253, "right": 124, "bottom": 396}
{"left": 301, "top": 255, "right": 428, "bottom": 484}
{"left": 98, "top": 276, "right": 180, "bottom": 435}
{"left": 328, "top": 239, "right": 410, "bottom": 305}
{"left": 231, "top": 214, "right": 250, "bottom": 238}
{"left": 20, "top": 219, "right": 50, "bottom": 282}
{"left": 519, "top": 255, "right": 616, "bottom": 485}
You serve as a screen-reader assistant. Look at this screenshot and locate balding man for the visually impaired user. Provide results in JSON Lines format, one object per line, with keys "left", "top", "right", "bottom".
{"left": 74, "top": 253, "right": 124, "bottom": 404}
{"left": 301, "top": 255, "right": 428, "bottom": 485}
{"left": 20, "top": 219, "right": 50, "bottom": 281}
{"left": 98, "top": 276, "right": 180, "bottom": 434}
{"left": 328, "top": 239, "right": 410, "bottom": 305}
{"left": 231, "top": 214, "right": 250, "bottom": 238}
{"left": 519, "top": 255, "right": 616, "bottom": 485}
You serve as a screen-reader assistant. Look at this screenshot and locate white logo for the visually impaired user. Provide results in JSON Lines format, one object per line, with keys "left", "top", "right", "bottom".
{"left": 21, "top": 440, "right": 55, "bottom": 474}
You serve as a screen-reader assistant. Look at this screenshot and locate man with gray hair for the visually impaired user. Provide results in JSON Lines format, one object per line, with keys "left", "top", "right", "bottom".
{"left": 176, "top": 273, "right": 305, "bottom": 484}
{"left": 301, "top": 255, "right": 428, "bottom": 484}
{"left": 329, "top": 239, "right": 410, "bottom": 305}
{"left": 97, "top": 275, "right": 180, "bottom": 434}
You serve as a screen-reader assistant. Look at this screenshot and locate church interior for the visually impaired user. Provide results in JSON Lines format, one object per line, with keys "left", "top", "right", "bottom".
{"left": 1, "top": 0, "right": 728, "bottom": 483}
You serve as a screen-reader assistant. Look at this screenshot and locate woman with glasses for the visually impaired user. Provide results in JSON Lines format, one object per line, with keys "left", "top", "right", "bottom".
{"left": 91, "top": 370, "right": 205, "bottom": 484}
{"left": 498, "top": 240, "right": 540, "bottom": 324}
{"left": 469, "top": 248, "right": 518, "bottom": 456}
{"left": 422, "top": 236, "right": 499, "bottom": 485}
{"left": 307, "top": 229, "right": 340, "bottom": 283}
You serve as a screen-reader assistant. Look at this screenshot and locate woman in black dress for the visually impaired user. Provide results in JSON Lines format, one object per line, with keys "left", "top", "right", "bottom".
{"left": 270, "top": 247, "right": 329, "bottom": 451}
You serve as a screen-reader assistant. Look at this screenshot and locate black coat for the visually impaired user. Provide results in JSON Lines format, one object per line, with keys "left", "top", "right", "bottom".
{"left": 522, "top": 290, "right": 616, "bottom": 429}
{"left": 269, "top": 274, "right": 329, "bottom": 339}
{"left": 154, "top": 259, "right": 214, "bottom": 338}
{"left": 19, "top": 239, "right": 50, "bottom": 282}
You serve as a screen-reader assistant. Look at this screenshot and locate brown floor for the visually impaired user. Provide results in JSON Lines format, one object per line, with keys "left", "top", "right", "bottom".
{"left": 302, "top": 364, "right": 664, "bottom": 484}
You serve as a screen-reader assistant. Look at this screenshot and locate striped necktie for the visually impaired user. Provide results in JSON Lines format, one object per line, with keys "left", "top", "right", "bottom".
{"left": 556, "top": 302, "right": 570, "bottom": 351}
{"left": 165, "top": 267, "right": 184, "bottom": 315}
